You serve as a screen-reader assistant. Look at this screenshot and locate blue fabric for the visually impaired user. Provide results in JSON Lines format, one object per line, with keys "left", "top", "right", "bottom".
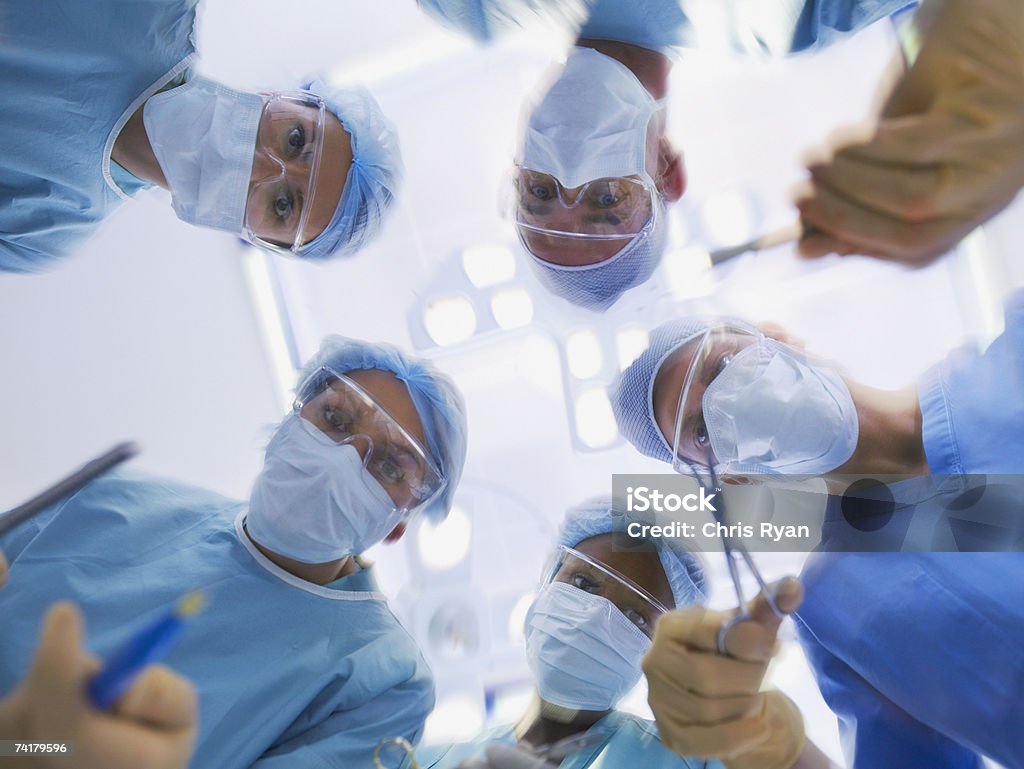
{"left": 797, "top": 290, "right": 1024, "bottom": 769}
{"left": 918, "top": 289, "right": 1024, "bottom": 475}
{"left": 0, "top": 471, "right": 434, "bottom": 769}
{"left": 300, "top": 336, "right": 468, "bottom": 522}
{"left": 0, "top": 0, "right": 198, "bottom": 272}
{"left": 556, "top": 497, "right": 706, "bottom": 608}
{"left": 418, "top": 0, "right": 911, "bottom": 53}
{"left": 297, "top": 81, "right": 404, "bottom": 261}
{"left": 609, "top": 317, "right": 710, "bottom": 462}
{"left": 415, "top": 710, "right": 719, "bottom": 768}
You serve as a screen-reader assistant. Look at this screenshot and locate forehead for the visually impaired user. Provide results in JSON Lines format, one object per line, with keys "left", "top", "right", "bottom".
{"left": 340, "top": 369, "right": 429, "bottom": 452}
{"left": 572, "top": 532, "right": 675, "bottom": 609}
{"left": 521, "top": 229, "right": 630, "bottom": 266}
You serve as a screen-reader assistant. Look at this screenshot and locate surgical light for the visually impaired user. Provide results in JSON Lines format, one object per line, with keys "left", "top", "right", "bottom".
{"left": 424, "top": 296, "right": 476, "bottom": 346}
{"left": 491, "top": 288, "right": 534, "bottom": 329}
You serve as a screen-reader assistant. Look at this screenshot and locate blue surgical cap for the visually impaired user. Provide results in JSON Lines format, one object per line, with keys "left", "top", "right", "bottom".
{"left": 297, "top": 80, "right": 403, "bottom": 261}
{"left": 299, "top": 336, "right": 467, "bottom": 522}
{"left": 557, "top": 497, "right": 706, "bottom": 608}
{"left": 609, "top": 317, "right": 709, "bottom": 463}
{"left": 524, "top": 200, "right": 668, "bottom": 312}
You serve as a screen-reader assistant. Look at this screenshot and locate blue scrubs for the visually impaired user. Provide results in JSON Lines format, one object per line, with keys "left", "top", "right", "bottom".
{"left": 0, "top": 472, "right": 434, "bottom": 769}
{"left": 0, "top": 0, "right": 197, "bottom": 273}
{"left": 419, "top": 0, "right": 912, "bottom": 53}
{"left": 797, "top": 289, "right": 1024, "bottom": 769}
{"left": 415, "top": 710, "right": 722, "bottom": 768}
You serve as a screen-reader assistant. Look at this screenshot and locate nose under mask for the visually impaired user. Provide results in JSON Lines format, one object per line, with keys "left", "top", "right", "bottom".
{"left": 702, "top": 339, "right": 859, "bottom": 475}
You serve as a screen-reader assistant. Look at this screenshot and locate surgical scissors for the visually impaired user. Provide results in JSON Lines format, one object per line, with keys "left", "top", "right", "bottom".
{"left": 691, "top": 449, "right": 783, "bottom": 656}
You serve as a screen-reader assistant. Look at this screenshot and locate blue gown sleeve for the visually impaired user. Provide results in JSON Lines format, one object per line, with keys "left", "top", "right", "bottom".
{"left": 797, "top": 552, "right": 1024, "bottom": 768}
{"left": 245, "top": 666, "right": 434, "bottom": 769}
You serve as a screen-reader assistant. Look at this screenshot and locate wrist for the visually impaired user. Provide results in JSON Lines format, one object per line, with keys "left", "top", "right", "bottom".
{"left": 0, "top": 695, "right": 34, "bottom": 769}
{"left": 723, "top": 691, "right": 805, "bottom": 769}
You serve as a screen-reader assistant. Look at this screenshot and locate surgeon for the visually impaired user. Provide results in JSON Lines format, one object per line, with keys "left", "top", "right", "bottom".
{"left": 797, "top": 0, "right": 1024, "bottom": 266}
{"left": 608, "top": 294, "right": 1024, "bottom": 767}
{"left": 411, "top": 499, "right": 826, "bottom": 769}
{"left": 421, "top": 0, "right": 914, "bottom": 310}
{"left": 0, "top": 0, "right": 401, "bottom": 273}
{"left": 0, "top": 336, "right": 468, "bottom": 768}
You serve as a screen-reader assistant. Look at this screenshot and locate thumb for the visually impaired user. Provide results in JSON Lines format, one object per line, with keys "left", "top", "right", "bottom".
{"left": 0, "top": 548, "right": 8, "bottom": 589}
{"left": 721, "top": 579, "right": 803, "bottom": 663}
{"left": 30, "top": 603, "right": 87, "bottom": 689}
{"left": 748, "top": 577, "right": 803, "bottom": 628}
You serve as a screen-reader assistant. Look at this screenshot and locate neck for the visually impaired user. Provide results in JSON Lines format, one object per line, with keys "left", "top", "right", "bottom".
{"left": 575, "top": 38, "right": 672, "bottom": 99}
{"left": 111, "top": 101, "right": 169, "bottom": 189}
{"left": 244, "top": 524, "right": 356, "bottom": 585}
{"left": 514, "top": 696, "right": 608, "bottom": 750}
{"left": 827, "top": 381, "right": 927, "bottom": 488}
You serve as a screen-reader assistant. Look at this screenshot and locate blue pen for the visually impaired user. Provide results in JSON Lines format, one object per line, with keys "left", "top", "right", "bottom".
{"left": 88, "top": 591, "right": 206, "bottom": 710}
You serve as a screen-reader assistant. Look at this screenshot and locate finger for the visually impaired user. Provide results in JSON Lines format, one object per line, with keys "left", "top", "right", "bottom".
{"left": 810, "top": 155, "right": 947, "bottom": 223}
{"left": 30, "top": 603, "right": 87, "bottom": 696}
{"left": 647, "top": 676, "right": 762, "bottom": 724}
{"left": 797, "top": 188, "right": 961, "bottom": 265}
{"left": 644, "top": 643, "right": 765, "bottom": 697}
{"left": 836, "top": 112, "right": 962, "bottom": 167}
{"left": 657, "top": 710, "right": 770, "bottom": 759}
{"left": 115, "top": 665, "right": 198, "bottom": 732}
{"left": 650, "top": 605, "right": 707, "bottom": 648}
{"left": 0, "top": 548, "right": 8, "bottom": 588}
{"left": 796, "top": 229, "right": 858, "bottom": 259}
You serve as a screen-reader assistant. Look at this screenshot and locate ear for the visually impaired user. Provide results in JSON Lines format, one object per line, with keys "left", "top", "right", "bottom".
{"left": 757, "top": 321, "right": 805, "bottom": 350}
{"left": 383, "top": 521, "right": 408, "bottom": 544}
{"left": 655, "top": 137, "right": 686, "bottom": 202}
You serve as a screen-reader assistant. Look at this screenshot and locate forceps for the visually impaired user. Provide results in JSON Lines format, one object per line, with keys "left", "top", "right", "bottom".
{"left": 693, "top": 450, "right": 783, "bottom": 656}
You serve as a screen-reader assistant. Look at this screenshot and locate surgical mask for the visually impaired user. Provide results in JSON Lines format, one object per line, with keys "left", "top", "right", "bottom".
{"left": 703, "top": 339, "right": 859, "bottom": 475}
{"left": 524, "top": 582, "right": 650, "bottom": 711}
{"left": 246, "top": 414, "right": 399, "bottom": 563}
{"left": 520, "top": 46, "right": 663, "bottom": 189}
{"left": 143, "top": 76, "right": 263, "bottom": 232}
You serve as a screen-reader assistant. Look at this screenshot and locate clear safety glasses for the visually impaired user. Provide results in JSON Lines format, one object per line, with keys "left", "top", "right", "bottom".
{"left": 545, "top": 546, "right": 669, "bottom": 639}
{"left": 293, "top": 367, "right": 446, "bottom": 514}
{"left": 671, "top": 323, "right": 762, "bottom": 476}
{"left": 508, "top": 167, "right": 657, "bottom": 241}
{"left": 244, "top": 92, "right": 327, "bottom": 255}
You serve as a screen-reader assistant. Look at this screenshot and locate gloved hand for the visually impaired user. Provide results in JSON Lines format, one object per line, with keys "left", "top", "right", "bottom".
{"left": 796, "top": 0, "right": 1024, "bottom": 266}
{"left": 458, "top": 743, "right": 559, "bottom": 769}
{"left": 642, "top": 578, "right": 805, "bottom": 769}
{"left": 0, "top": 546, "right": 8, "bottom": 588}
{"left": 0, "top": 603, "right": 198, "bottom": 769}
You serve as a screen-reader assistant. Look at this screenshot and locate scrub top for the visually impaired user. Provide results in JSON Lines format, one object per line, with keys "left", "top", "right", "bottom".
{"left": 415, "top": 710, "right": 722, "bottom": 768}
{"left": 0, "top": 0, "right": 197, "bottom": 273}
{"left": 0, "top": 472, "right": 434, "bottom": 769}
{"left": 797, "top": 289, "right": 1024, "bottom": 769}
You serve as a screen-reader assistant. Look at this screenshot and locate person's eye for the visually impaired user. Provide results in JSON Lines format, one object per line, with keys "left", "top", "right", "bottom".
{"left": 713, "top": 353, "right": 734, "bottom": 378}
{"left": 273, "top": 189, "right": 294, "bottom": 221}
{"left": 590, "top": 185, "right": 622, "bottom": 208}
{"left": 323, "top": 406, "right": 354, "bottom": 433}
{"left": 570, "top": 572, "right": 600, "bottom": 593}
{"left": 286, "top": 125, "right": 305, "bottom": 157}
{"left": 529, "top": 183, "right": 554, "bottom": 201}
{"left": 374, "top": 456, "right": 406, "bottom": 484}
{"left": 623, "top": 608, "right": 650, "bottom": 633}
{"left": 696, "top": 418, "right": 709, "bottom": 447}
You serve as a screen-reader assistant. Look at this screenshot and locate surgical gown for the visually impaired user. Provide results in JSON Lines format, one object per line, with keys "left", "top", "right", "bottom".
{"left": 0, "top": 472, "right": 434, "bottom": 769}
{"left": 414, "top": 710, "right": 722, "bottom": 768}
{"left": 0, "top": 0, "right": 197, "bottom": 272}
{"left": 797, "top": 289, "right": 1024, "bottom": 769}
{"left": 418, "top": 0, "right": 913, "bottom": 54}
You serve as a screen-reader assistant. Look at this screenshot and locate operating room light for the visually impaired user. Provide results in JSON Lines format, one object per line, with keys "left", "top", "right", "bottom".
{"left": 462, "top": 243, "right": 516, "bottom": 288}
{"left": 615, "top": 326, "right": 649, "bottom": 371}
{"left": 417, "top": 504, "right": 472, "bottom": 571}
{"left": 490, "top": 288, "right": 534, "bottom": 329}
{"left": 566, "top": 330, "right": 603, "bottom": 380}
{"left": 424, "top": 296, "right": 477, "bottom": 346}
{"left": 506, "top": 592, "right": 534, "bottom": 644}
{"left": 574, "top": 388, "right": 618, "bottom": 449}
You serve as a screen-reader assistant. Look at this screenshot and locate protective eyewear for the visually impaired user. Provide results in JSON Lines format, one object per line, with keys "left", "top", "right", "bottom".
{"left": 508, "top": 167, "right": 657, "bottom": 241}
{"left": 244, "top": 92, "right": 327, "bottom": 255}
{"left": 544, "top": 545, "right": 669, "bottom": 638}
{"left": 671, "top": 322, "right": 762, "bottom": 476}
{"left": 293, "top": 367, "right": 446, "bottom": 514}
